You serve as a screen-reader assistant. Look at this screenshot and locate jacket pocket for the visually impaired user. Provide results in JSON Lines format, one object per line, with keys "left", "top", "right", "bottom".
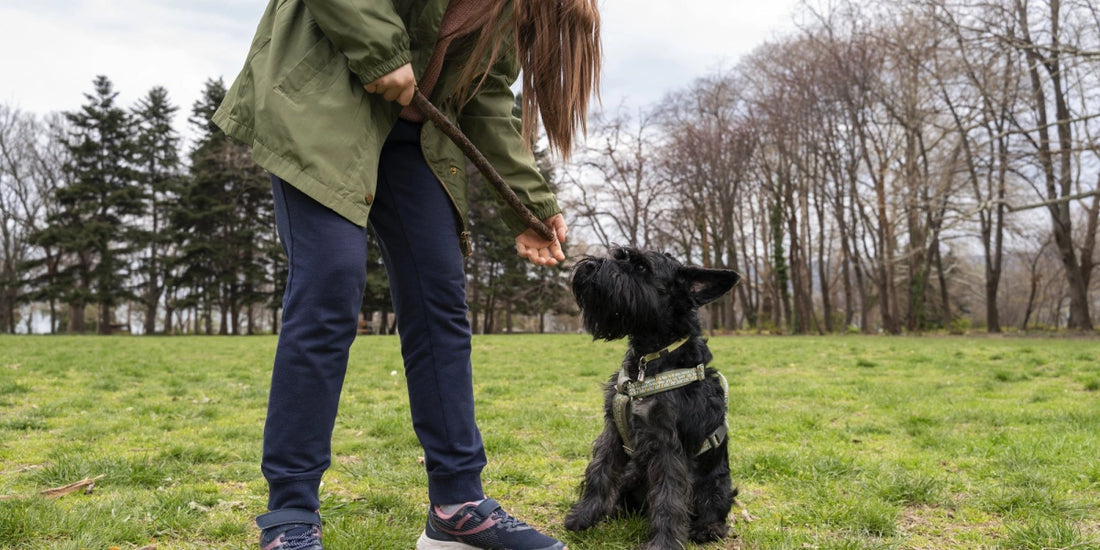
{"left": 274, "top": 36, "right": 345, "bottom": 101}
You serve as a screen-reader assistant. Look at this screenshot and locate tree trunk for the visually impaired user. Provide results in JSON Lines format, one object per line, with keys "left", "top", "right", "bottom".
{"left": 69, "top": 302, "right": 85, "bottom": 333}
{"left": 1017, "top": 0, "right": 1093, "bottom": 330}
{"left": 144, "top": 302, "right": 157, "bottom": 335}
{"left": 165, "top": 306, "right": 175, "bottom": 334}
{"left": 98, "top": 303, "right": 112, "bottom": 335}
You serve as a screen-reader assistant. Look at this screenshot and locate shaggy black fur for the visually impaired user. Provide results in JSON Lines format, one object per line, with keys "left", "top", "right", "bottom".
{"left": 564, "top": 247, "right": 741, "bottom": 550}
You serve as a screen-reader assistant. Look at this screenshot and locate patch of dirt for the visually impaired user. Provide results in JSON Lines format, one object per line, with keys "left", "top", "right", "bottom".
{"left": 898, "top": 505, "right": 1004, "bottom": 549}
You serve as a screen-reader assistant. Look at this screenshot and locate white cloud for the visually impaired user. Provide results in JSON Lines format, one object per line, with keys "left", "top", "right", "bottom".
{"left": 598, "top": 0, "right": 799, "bottom": 109}
{"left": 0, "top": 1, "right": 253, "bottom": 141}
{"left": 0, "top": 0, "right": 800, "bottom": 134}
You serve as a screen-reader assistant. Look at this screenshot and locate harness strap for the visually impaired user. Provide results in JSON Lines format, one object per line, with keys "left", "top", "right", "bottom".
{"left": 612, "top": 391, "right": 634, "bottom": 455}
{"left": 612, "top": 366, "right": 730, "bottom": 457}
{"left": 617, "top": 364, "right": 707, "bottom": 398}
{"left": 698, "top": 421, "right": 729, "bottom": 455}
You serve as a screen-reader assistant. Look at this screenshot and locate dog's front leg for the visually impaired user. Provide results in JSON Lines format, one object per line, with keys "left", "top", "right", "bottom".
{"left": 633, "top": 399, "right": 691, "bottom": 550}
{"left": 565, "top": 417, "right": 629, "bottom": 531}
{"left": 689, "top": 440, "right": 734, "bottom": 542}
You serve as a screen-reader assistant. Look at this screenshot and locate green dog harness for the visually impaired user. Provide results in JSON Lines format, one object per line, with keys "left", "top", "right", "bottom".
{"left": 611, "top": 340, "right": 730, "bottom": 457}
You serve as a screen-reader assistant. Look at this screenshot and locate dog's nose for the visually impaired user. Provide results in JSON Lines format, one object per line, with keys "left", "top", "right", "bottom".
{"left": 573, "top": 259, "right": 597, "bottom": 277}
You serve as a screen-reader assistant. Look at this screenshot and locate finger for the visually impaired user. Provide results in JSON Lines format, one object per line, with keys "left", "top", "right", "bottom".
{"left": 516, "top": 242, "right": 533, "bottom": 261}
{"left": 549, "top": 216, "right": 568, "bottom": 243}
{"left": 397, "top": 86, "right": 415, "bottom": 106}
{"left": 550, "top": 240, "right": 565, "bottom": 262}
{"left": 538, "top": 246, "right": 557, "bottom": 266}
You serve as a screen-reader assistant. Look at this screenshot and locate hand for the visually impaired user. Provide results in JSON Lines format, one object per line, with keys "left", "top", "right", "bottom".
{"left": 515, "top": 214, "right": 567, "bottom": 267}
{"left": 364, "top": 63, "right": 416, "bottom": 106}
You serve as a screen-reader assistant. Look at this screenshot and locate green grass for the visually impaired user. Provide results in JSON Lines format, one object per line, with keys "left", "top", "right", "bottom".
{"left": 1, "top": 334, "right": 1098, "bottom": 549}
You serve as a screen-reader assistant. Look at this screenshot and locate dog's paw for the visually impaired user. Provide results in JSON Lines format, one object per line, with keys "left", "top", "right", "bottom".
{"left": 563, "top": 508, "right": 597, "bottom": 532}
{"left": 563, "top": 515, "right": 589, "bottom": 532}
{"left": 689, "top": 522, "right": 729, "bottom": 543}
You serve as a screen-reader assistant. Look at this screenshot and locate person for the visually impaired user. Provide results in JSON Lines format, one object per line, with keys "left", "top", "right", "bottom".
{"left": 212, "top": 0, "right": 601, "bottom": 549}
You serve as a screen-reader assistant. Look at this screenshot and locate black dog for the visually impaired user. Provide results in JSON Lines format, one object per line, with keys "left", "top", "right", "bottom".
{"left": 564, "top": 247, "right": 740, "bottom": 550}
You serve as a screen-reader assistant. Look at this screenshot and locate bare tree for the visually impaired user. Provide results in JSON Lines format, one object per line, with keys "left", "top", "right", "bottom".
{"left": 659, "top": 71, "right": 755, "bottom": 330}
{"left": 785, "top": 2, "right": 905, "bottom": 333}
{"left": 0, "top": 106, "right": 66, "bottom": 333}
{"left": 562, "top": 108, "right": 672, "bottom": 250}
{"left": 1009, "top": 0, "right": 1097, "bottom": 330}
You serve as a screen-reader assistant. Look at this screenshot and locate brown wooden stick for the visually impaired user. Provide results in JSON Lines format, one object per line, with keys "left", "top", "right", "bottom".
{"left": 411, "top": 89, "right": 556, "bottom": 242}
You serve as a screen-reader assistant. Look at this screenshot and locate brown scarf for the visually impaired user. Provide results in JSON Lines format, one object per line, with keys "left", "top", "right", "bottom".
{"left": 400, "top": 0, "right": 493, "bottom": 121}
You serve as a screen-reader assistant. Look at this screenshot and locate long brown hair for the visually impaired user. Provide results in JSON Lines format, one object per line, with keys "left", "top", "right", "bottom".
{"left": 457, "top": 0, "right": 601, "bottom": 159}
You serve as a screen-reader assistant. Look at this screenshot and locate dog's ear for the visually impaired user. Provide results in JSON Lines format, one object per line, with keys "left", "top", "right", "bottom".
{"left": 680, "top": 267, "right": 741, "bottom": 306}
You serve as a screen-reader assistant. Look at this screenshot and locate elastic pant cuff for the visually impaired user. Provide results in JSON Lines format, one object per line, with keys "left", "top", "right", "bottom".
{"left": 256, "top": 507, "right": 322, "bottom": 529}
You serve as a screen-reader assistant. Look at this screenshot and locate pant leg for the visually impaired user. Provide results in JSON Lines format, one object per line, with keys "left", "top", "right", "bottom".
{"left": 265, "top": 175, "right": 368, "bottom": 511}
{"left": 369, "top": 120, "right": 486, "bottom": 505}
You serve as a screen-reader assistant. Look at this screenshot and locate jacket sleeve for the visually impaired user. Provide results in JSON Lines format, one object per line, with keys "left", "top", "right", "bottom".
{"left": 458, "top": 54, "right": 562, "bottom": 236}
{"left": 301, "top": 0, "right": 411, "bottom": 85}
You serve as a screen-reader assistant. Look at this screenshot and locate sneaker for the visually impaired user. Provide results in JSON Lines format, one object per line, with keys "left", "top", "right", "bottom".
{"left": 416, "top": 497, "right": 566, "bottom": 550}
{"left": 257, "top": 508, "right": 324, "bottom": 550}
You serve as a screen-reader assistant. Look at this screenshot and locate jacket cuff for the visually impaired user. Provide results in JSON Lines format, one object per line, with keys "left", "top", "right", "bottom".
{"left": 352, "top": 50, "right": 412, "bottom": 86}
{"left": 502, "top": 201, "right": 562, "bottom": 238}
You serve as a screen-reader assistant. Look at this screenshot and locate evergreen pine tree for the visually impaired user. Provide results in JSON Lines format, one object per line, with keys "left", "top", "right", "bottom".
{"left": 513, "top": 143, "right": 573, "bottom": 333}
{"left": 464, "top": 96, "right": 570, "bottom": 333}
{"left": 29, "top": 75, "right": 140, "bottom": 333}
{"left": 170, "top": 78, "right": 273, "bottom": 334}
{"left": 132, "top": 86, "right": 181, "bottom": 335}
{"left": 360, "top": 229, "right": 394, "bottom": 334}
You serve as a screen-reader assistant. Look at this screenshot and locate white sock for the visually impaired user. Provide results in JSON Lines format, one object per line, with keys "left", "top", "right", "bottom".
{"left": 437, "top": 498, "right": 486, "bottom": 515}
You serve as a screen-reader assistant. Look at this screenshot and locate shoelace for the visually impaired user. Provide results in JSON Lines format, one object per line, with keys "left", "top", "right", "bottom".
{"left": 279, "top": 527, "right": 320, "bottom": 550}
{"left": 490, "top": 508, "right": 528, "bottom": 530}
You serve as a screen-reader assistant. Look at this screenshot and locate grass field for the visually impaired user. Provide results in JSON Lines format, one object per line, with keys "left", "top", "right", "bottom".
{"left": 0, "top": 334, "right": 1098, "bottom": 549}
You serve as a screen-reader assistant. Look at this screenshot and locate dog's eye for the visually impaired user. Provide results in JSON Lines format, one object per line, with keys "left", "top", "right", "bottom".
{"left": 632, "top": 259, "right": 649, "bottom": 273}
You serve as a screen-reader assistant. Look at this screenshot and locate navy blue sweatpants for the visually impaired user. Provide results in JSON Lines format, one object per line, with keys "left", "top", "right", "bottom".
{"left": 265, "top": 119, "right": 485, "bottom": 512}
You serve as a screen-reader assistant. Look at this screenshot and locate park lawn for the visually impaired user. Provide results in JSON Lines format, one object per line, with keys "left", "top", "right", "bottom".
{"left": 0, "top": 334, "right": 1098, "bottom": 549}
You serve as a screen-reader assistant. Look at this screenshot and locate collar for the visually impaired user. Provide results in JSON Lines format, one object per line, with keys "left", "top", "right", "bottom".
{"left": 634, "top": 336, "right": 691, "bottom": 381}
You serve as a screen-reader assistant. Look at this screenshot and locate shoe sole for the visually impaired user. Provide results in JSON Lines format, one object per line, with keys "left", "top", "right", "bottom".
{"left": 416, "top": 531, "right": 479, "bottom": 550}
{"left": 415, "top": 531, "right": 567, "bottom": 550}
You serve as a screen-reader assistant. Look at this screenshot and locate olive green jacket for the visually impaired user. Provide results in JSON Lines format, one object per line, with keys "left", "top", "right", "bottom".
{"left": 212, "top": 0, "right": 560, "bottom": 251}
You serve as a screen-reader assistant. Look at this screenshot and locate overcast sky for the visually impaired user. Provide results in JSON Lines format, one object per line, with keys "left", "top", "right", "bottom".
{"left": 0, "top": 0, "right": 800, "bottom": 142}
